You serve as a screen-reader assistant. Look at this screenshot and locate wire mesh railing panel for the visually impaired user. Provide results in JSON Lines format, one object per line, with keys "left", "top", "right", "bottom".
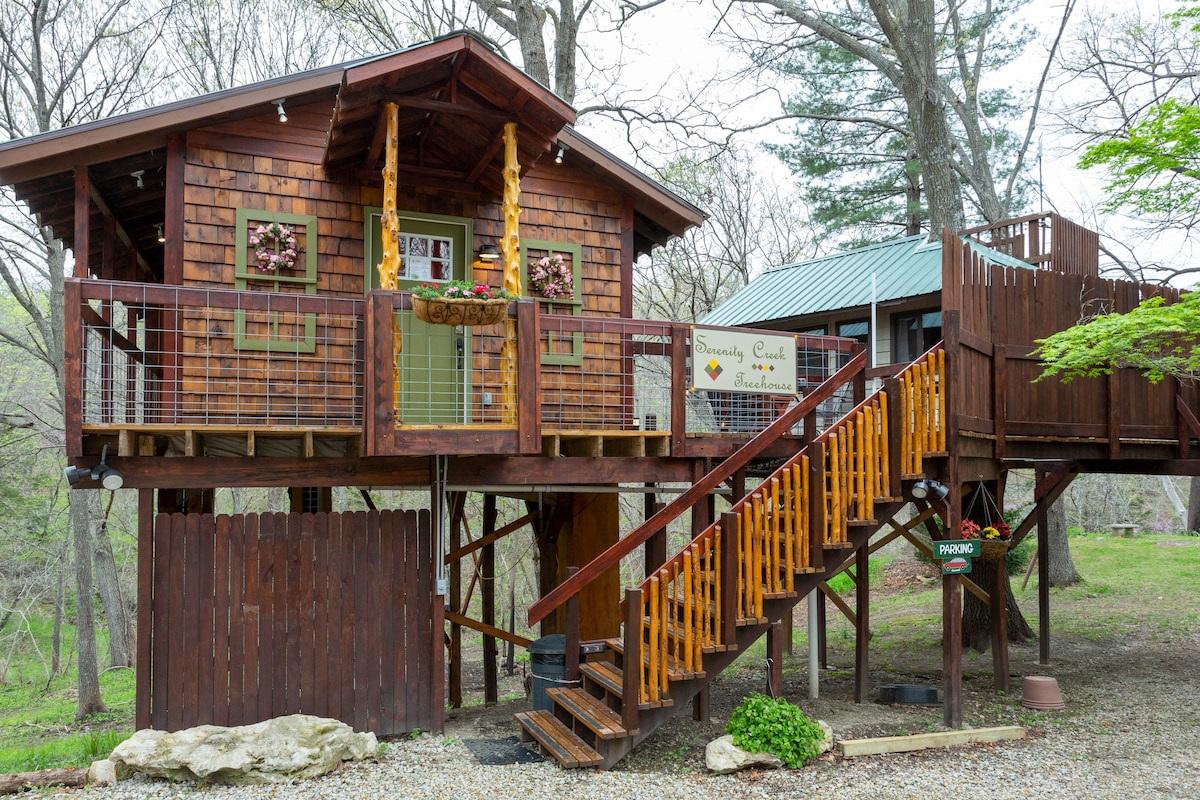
{"left": 77, "top": 283, "right": 364, "bottom": 428}
{"left": 538, "top": 315, "right": 673, "bottom": 430}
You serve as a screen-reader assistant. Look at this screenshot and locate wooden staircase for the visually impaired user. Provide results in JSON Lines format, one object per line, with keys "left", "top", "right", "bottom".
{"left": 518, "top": 347, "right": 946, "bottom": 769}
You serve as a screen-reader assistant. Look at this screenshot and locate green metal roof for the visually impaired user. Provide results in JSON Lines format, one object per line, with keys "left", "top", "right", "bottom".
{"left": 701, "top": 234, "right": 1028, "bottom": 328}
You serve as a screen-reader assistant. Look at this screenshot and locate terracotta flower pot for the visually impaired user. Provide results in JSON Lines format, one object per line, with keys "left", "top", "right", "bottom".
{"left": 1022, "top": 675, "right": 1065, "bottom": 710}
{"left": 411, "top": 295, "right": 509, "bottom": 326}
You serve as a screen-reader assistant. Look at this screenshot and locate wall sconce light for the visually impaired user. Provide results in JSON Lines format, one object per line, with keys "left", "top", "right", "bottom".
{"left": 64, "top": 445, "right": 124, "bottom": 490}
{"left": 554, "top": 145, "right": 567, "bottom": 164}
{"left": 273, "top": 98, "right": 288, "bottom": 123}
{"left": 910, "top": 478, "right": 949, "bottom": 501}
{"left": 156, "top": 223, "right": 165, "bottom": 243}
{"left": 478, "top": 243, "right": 500, "bottom": 261}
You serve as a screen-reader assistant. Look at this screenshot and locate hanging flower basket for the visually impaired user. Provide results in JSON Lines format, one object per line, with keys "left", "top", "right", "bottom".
{"left": 411, "top": 295, "right": 510, "bottom": 326}
{"left": 979, "top": 539, "right": 1011, "bottom": 560}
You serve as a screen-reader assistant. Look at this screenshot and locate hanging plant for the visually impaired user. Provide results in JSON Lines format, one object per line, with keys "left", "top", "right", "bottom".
{"left": 248, "top": 222, "right": 298, "bottom": 272}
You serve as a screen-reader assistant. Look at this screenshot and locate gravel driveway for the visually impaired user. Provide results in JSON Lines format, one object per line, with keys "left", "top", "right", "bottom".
{"left": 79, "top": 628, "right": 1199, "bottom": 800}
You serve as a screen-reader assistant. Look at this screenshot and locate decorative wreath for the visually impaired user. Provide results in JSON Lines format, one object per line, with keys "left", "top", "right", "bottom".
{"left": 528, "top": 253, "right": 574, "bottom": 299}
{"left": 248, "top": 222, "right": 298, "bottom": 272}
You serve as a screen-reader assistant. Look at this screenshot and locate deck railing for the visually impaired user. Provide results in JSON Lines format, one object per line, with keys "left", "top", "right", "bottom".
{"left": 67, "top": 280, "right": 365, "bottom": 444}
{"left": 68, "top": 279, "right": 866, "bottom": 458}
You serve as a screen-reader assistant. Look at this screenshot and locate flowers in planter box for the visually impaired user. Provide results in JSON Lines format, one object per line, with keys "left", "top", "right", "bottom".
{"left": 528, "top": 253, "right": 574, "bottom": 299}
{"left": 248, "top": 222, "right": 298, "bottom": 272}
{"left": 412, "top": 280, "right": 516, "bottom": 300}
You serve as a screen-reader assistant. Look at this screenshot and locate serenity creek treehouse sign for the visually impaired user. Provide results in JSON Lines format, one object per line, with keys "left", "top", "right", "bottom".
{"left": 691, "top": 327, "right": 798, "bottom": 395}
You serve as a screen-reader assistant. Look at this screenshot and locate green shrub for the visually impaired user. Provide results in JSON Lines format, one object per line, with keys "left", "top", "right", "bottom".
{"left": 726, "top": 692, "right": 825, "bottom": 768}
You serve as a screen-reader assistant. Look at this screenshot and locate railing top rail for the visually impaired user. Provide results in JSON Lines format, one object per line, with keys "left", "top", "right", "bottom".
{"left": 527, "top": 346, "right": 868, "bottom": 626}
{"left": 73, "top": 278, "right": 366, "bottom": 315}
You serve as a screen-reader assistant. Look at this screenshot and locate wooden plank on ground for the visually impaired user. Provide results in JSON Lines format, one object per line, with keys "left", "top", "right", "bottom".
{"left": 838, "top": 725, "right": 1025, "bottom": 757}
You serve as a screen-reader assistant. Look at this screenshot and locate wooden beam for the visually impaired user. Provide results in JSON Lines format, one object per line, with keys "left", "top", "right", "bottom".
{"left": 839, "top": 726, "right": 1025, "bottom": 757}
{"left": 443, "top": 610, "right": 533, "bottom": 650}
{"left": 445, "top": 510, "right": 537, "bottom": 564}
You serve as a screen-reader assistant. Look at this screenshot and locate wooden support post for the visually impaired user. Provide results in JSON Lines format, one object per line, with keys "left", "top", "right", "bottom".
{"left": 766, "top": 620, "right": 784, "bottom": 698}
{"left": 448, "top": 492, "right": 465, "bottom": 708}
{"left": 670, "top": 324, "right": 688, "bottom": 454}
{"left": 942, "top": 574, "right": 963, "bottom": 729}
{"left": 644, "top": 500, "right": 666, "bottom": 577}
{"left": 1036, "top": 470, "right": 1051, "bottom": 665}
{"left": 565, "top": 566, "right": 580, "bottom": 684}
{"left": 854, "top": 540, "right": 870, "bottom": 703}
{"left": 720, "top": 512, "right": 738, "bottom": 649}
{"left": 808, "top": 442, "right": 826, "bottom": 573}
{"left": 883, "top": 377, "right": 903, "bottom": 499}
{"left": 692, "top": 686, "right": 710, "bottom": 722}
{"left": 483, "top": 494, "right": 499, "bottom": 705}
{"left": 693, "top": 459, "right": 713, "bottom": 538}
{"left": 622, "top": 588, "right": 641, "bottom": 733}
{"left": 990, "top": 549, "right": 1010, "bottom": 692}
{"left": 516, "top": 298, "right": 541, "bottom": 453}
{"left": 136, "top": 488, "right": 154, "bottom": 730}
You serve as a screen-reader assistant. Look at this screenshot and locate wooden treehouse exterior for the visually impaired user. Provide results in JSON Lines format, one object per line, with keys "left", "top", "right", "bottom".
{"left": 3, "top": 33, "right": 1198, "bottom": 769}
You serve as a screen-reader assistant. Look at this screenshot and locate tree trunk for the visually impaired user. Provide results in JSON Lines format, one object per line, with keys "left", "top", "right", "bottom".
{"left": 1188, "top": 476, "right": 1200, "bottom": 533}
{"left": 51, "top": 536, "right": 68, "bottom": 677}
{"left": 93, "top": 513, "right": 132, "bottom": 668}
{"left": 961, "top": 554, "right": 1035, "bottom": 652}
{"left": 70, "top": 491, "right": 107, "bottom": 718}
{"left": 1046, "top": 497, "right": 1081, "bottom": 586}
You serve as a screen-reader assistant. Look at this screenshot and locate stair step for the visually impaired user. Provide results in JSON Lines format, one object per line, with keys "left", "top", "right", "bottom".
{"left": 580, "top": 661, "right": 674, "bottom": 710}
{"left": 515, "top": 710, "right": 603, "bottom": 768}
{"left": 605, "top": 638, "right": 707, "bottom": 680}
{"left": 547, "top": 687, "right": 632, "bottom": 740}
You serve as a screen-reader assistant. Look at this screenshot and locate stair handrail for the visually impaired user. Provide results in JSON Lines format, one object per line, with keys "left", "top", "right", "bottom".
{"left": 528, "top": 347, "right": 868, "bottom": 626}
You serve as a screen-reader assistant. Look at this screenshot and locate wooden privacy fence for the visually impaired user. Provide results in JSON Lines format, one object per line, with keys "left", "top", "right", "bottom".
{"left": 942, "top": 231, "right": 1199, "bottom": 455}
{"left": 143, "top": 509, "right": 440, "bottom": 735}
{"left": 630, "top": 347, "right": 944, "bottom": 706}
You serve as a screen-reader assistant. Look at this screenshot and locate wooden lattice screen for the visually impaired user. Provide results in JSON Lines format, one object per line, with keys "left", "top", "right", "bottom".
{"left": 143, "top": 509, "right": 441, "bottom": 735}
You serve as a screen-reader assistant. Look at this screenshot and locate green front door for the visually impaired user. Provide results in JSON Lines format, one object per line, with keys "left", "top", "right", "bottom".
{"left": 366, "top": 210, "right": 472, "bottom": 424}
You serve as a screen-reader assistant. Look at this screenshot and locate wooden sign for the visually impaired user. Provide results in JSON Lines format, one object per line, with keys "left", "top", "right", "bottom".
{"left": 933, "top": 539, "right": 982, "bottom": 560}
{"left": 691, "top": 327, "right": 797, "bottom": 395}
{"left": 942, "top": 557, "right": 972, "bottom": 575}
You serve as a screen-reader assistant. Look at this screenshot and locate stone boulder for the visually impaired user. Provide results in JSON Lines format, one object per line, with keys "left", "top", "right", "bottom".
{"left": 110, "top": 715, "right": 378, "bottom": 785}
{"left": 705, "top": 734, "right": 783, "bottom": 774}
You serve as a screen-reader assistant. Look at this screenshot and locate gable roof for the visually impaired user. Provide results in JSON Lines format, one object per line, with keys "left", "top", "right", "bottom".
{"left": 0, "top": 32, "right": 702, "bottom": 267}
{"left": 701, "top": 233, "right": 1029, "bottom": 328}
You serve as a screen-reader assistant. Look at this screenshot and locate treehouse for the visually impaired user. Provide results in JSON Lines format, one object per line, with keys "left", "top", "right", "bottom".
{"left": 3, "top": 32, "right": 1199, "bottom": 770}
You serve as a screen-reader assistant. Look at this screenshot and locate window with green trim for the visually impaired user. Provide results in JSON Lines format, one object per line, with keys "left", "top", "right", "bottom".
{"left": 234, "top": 209, "right": 318, "bottom": 353}
{"left": 520, "top": 239, "right": 582, "bottom": 366}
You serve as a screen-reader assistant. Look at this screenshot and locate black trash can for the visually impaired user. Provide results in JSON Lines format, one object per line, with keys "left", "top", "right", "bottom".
{"left": 528, "top": 634, "right": 567, "bottom": 712}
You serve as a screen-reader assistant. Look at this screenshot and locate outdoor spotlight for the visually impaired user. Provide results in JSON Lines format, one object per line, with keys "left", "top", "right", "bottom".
{"left": 64, "top": 445, "right": 123, "bottom": 490}
{"left": 478, "top": 243, "right": 500, "bottom": 261}
{"left": 156, "top": 223, "right": 165, "bottom": 243}
{"left": 274, "top": 98, "right": 288, "bottom": 123}
{"left": 910, "top": 478, "right": 949, "bottom": 501}
{"left": 554, "top": 145, "right": 566, "bottom": 164}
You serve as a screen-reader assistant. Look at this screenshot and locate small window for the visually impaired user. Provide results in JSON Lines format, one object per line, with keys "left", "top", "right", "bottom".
{"left": 837, "top": 319, "right": 869, "bottom": 344}
{"left": 234, "top": 209, "right": 318, "bottom": 353}
{"left": 892, "top": 310, "right": 942, "bottom": 363}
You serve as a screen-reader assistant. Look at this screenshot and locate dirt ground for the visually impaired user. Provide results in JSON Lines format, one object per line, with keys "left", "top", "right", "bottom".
{"left": 440, "top": 553, "right": 1197, "bottom": 774}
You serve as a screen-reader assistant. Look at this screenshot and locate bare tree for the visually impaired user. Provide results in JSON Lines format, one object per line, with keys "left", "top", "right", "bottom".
{"left": 0, "top": 0, "right": 168, "bottom": 718}
{"left": 713, "top": 0, "right": 1076, "bottom": 236}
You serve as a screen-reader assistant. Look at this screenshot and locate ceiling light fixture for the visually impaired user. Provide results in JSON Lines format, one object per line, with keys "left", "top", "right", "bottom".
{"left": 156, "top": 223, "right": 165, "bottom": 243}
{"left": 478, "top": 243, "right": 500, "bottom": 261}
{"left": 130, "top": 170, "right": 145, "bottom": 189}
{"left": 274, "top": 98, "right": 288, "bottom": 123}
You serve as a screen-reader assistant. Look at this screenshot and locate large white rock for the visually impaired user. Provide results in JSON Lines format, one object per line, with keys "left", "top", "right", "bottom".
{"left": 87, "top": 758, "right": 119, "bottom": 786}
{"left": 705, "top": 734, "right": 783, "bottom": 774}
{"left": 110, "top": 715, "right": 378, "bottom": 785}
